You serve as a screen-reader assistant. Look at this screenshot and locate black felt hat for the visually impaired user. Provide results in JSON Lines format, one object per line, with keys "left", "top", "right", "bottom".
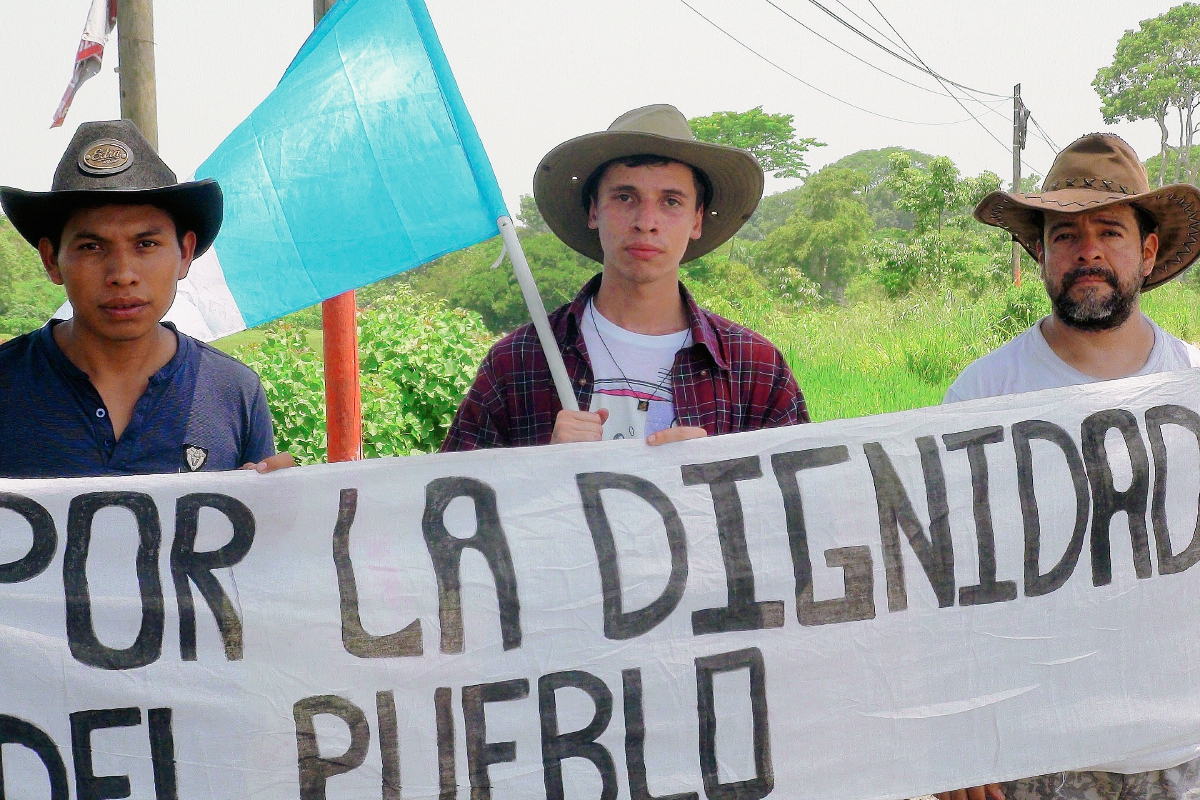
{"left": 0, "top": 119, "right": 223, "bottom": 256}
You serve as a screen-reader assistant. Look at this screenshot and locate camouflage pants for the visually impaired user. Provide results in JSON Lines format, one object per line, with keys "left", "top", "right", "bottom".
{"left": 1002, "top": 758, "right": 1200, "bottom": 800}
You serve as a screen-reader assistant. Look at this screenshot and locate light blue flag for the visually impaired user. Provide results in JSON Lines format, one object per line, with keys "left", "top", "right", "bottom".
{"left": 176, "top": 0, "right": 508, "bottom": 338}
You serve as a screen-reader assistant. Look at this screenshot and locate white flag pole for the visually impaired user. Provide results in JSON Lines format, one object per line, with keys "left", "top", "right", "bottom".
{"left": 497, "top": 216, "right": 581, "bottom": 412}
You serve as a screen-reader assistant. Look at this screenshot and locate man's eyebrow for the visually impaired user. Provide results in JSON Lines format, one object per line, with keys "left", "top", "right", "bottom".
{"left": 1046, "top": 219, "right": 1075, "bottom": 235}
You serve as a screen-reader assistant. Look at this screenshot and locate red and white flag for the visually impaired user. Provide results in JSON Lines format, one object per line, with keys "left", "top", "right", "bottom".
{"left": 51, "top": 0, "right": 118, "bottom": 128}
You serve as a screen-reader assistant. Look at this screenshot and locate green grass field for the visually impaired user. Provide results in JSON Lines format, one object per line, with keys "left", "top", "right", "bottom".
{"left": 694, "top": 278, "right": 1200, "bottom": 422}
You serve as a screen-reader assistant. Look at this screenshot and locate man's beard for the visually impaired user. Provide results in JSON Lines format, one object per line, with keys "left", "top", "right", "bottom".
{"left": 1049, "top": 266, "right": 1140, "bottom": 331}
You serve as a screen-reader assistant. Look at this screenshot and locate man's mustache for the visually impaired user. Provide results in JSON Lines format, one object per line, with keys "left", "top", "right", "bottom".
{"left": 1060, "top": 266, "right": 1119, "bottom": 292}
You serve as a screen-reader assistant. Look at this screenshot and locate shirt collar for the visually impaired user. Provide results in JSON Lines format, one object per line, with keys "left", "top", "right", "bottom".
{"left": 560, "top": 274, "right": 730, "bottom": 371}
{"left": 36, "top": 320, "right": 191, "bottom": 386}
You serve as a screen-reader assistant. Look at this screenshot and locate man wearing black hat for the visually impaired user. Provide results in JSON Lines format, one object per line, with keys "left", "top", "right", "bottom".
{"left": 0, "top": 119, "right": 292, "bottom": 478}
{"left": 442, "top": 104, "right": 807, "bottom": 451}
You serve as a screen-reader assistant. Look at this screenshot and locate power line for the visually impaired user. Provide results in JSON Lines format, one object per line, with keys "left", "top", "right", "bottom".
{"left": 758, "top": 0, "right": 963, "bottom": 99}
{"left": 804, "top": 0, "right": 1009, "bottom": 98}
{"left": 767, "top": 0, "right": 1036, "bottom": 144}
{"left": 859, "top": 0, "right": 1060, "bottom": 165}
{"left": 862, "top": 0, "right": 1048, "bottom": 174}
{"left": 830, "top": 0, "right": 910, "bottom": 57}
{"left": 1028, "top": 114, "right": 1060, "bottom": 153}
{"left": 678, "top": 0, "right": 1005, "bottom": 127}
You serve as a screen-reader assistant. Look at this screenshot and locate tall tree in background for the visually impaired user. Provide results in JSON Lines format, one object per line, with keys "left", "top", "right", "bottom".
{"left": 516, "top": 194, "right": 550, "bottom": 235}
{"left": 1095, "top": 4, "right": 1200, "bottom": 186}
{"left": 870, "top": 154, "right": 1002, "bottom": 295}
{"left": 887, "top": 153, "right": 968, "bottom": 235}
{"left": 689, "top": 107, "right": 824, "bottom": 178}
{"left": 755, "top": 167, "right": 872, "bottom": 302}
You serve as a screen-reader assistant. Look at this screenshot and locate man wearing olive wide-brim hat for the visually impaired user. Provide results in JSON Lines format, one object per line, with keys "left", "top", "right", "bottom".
{"left": 442, "top": 104, "right": 807, "bottom": 451}
{"left": 945, "top": 132, "right": 1200, "bottom": 405}
{"left": 0, "top": 119, "right": 292, "bottom": 477}
{"left": 940, "top": 136, "right": 1200, "bottom": 800}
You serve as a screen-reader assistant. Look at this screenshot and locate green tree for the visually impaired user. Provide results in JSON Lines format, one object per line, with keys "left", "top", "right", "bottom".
{"left": 738, "top": 147, "right": 934, "bottom": 242}
{"left": 517, "top": 193, "right": 549, "bottom": 235}
{"left": 825, "top": 147, "right": 934, "bottom": 230}
{"left": 754, "top": 167, "right": 873, "bottom": 302}
{"left": 1095, "top": 4, "right": 1200, "bottom": 186}
{"left": 1095, "top": 14, "right": 1178, "bottom": 186}
{"left": 689, "top": 106, "right": 824, "bottom": 178}
{"left": 869, "top": 154, "right": 1003, "bottom": 295}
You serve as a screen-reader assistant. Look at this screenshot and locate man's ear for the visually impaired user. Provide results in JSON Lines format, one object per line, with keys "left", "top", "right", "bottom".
{"left": 1035, "top": 240, "right": 1048, "bottom": 281}
{"left": 177, "top": 231, "right": 198, "bottom": 280}
{"left": 1141, "top": 232, "right": 1159, "bottom": 277}
{"left": 587, "top": 198, "right": 599, "bottom": 230}
{"left": 691, "top": 204, "right": 704, "bottom": 241}
{"left": 37, "top": 238, "right": 64, "bottom": 286}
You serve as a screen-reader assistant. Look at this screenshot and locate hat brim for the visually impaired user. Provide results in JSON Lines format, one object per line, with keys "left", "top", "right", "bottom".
{"left": 533, "top": 131, "right": 764, "bottom": 264}
{"left": 974, "top": 184, "right": 1200, "bottom": 291}
{"left": 0, "top": 180, "right": 223, "bottom": 258}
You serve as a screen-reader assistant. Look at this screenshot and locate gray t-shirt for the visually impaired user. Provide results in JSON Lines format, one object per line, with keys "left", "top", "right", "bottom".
{"left": 944, "top": 314, "right": 1200, "bottom": 404}
{"left": 944, "top": 314, "right": 1200, "bottom": 776}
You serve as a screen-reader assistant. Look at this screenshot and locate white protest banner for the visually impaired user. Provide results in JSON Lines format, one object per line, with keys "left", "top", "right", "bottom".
{"left": 2, "top": 370, "right": 1200, "bottom": 800}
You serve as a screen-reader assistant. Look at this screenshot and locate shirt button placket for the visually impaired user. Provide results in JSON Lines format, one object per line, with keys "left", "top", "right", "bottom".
{"left": 95, "top": 408, "right": 115, "bottom": 454}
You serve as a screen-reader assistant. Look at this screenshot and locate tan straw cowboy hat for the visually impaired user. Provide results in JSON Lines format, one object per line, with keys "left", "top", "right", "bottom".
{"left": 533, "top": 104, "right": 764, "bottom": 264}
{"left": 974, "top": 132, "right": 1200, "bottom": 290}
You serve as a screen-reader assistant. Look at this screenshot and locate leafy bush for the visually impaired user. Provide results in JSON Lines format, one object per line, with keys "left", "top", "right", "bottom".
{"left": 237, "top": 324, "right": 327, "bottom": 463}
{"left": 234, "top": 287, "right": 495, "bottom": 463}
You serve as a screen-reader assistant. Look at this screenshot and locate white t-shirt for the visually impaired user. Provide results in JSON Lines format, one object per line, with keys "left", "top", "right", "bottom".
{"left": 581, "top": 300, "right": 692, "bottom": 440}
{"left": 944, "top": 314, "right": 1200, "bottom": 404}
{"left": 945, "top": 314, "right": 1200, "bottom": 774}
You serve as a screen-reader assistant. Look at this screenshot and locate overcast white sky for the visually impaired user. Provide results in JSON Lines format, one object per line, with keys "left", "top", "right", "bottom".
{"left": 0, "top": 0, "right": 1180, "bottom": 213}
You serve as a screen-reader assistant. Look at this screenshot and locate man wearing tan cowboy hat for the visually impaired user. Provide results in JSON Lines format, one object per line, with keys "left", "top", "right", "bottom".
{"left": 945, "top": 132, "right": 1200, "bottom": 404}
{"left": 0, "top": 119, "right": 293, "bottom": 478}
{"left": 939, "top": 134, "right": 1200, "bottom": 800}
{"left": 442, "top": 104, "right": 807, "bottom": 451}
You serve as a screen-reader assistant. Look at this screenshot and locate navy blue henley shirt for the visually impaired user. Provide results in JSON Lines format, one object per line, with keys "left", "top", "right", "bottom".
{"left": 0, "top": 321, "right": 276, "bottom": 478}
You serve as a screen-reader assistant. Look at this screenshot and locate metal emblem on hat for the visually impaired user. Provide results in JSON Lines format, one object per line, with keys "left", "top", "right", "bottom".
{"left": 78, "top": 138, "right": 134, "bottom": 176}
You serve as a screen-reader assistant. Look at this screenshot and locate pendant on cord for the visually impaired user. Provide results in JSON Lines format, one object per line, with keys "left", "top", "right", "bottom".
{"left": 637, "top": 400, "right": 650, "bottom": 412}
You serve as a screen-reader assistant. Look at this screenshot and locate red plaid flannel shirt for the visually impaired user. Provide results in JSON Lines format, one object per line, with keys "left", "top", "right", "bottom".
{"left": 441, "top": 275, "right": 809, "bottom": 451}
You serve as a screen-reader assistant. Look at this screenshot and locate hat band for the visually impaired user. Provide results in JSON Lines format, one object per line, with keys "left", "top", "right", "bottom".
{"left": 1043, "top": 177, "right": 1136, "bottom": 194}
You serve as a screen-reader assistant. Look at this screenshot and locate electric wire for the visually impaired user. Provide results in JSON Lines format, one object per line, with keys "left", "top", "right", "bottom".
{"left": 773, "top": 0, "right": 1032, "bottom": 140}
{"left": 830, "top": 0, "right": 910, "bottom": 57}
{"left": 804, "top": 0, "right": 1009, "bottom": 98}
{"left": 758, "top": 0, "right": 966, "bottom": 99}
{"left": 862, "top": 0, "right": 1048, "bottom": 174}
{"left": 1029, "top": 115, "right": 1061, "bottom": 153}
{"left": 678, "top": 0, "right": 1004, "bottom": 127}
{"left": 780, "top": 0, "right": 1059, "bottom": 164}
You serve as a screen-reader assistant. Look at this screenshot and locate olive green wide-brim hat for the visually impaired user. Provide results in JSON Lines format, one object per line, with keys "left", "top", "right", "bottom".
{"left": 0, "top": 119, "right": 223, "bottom": 256}
{"left": 533, "top": 104, "right": 765, "bottom": 264}
{"left": 973, "top": 132, "right": 1200, "bottom": 291}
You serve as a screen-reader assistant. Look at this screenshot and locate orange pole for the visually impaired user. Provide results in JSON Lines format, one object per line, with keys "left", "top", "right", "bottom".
{"left": 322, "top": 291, "right": 362, "bottom": 462}
{"left": 315, "top": 0, "right": 360, "bottom": 463}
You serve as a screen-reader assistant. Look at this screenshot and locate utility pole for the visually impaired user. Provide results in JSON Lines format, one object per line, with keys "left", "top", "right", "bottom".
{"left": 1011, "top": 83, "right": 1030, "bottom": 286}
{"left": 117, "top": 0, "right": 158, "bottom": 148}
{"left": 316, "top": 0, "right": 363, "bottom": 463}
